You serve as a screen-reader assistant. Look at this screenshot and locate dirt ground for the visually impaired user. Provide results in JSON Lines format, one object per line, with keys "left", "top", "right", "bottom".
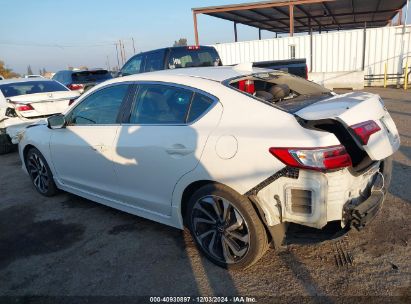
{"left": 0, "top": 87, "right": 410, "bottom": 302}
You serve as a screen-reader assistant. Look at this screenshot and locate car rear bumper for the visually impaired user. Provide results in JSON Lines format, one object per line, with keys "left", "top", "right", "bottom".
{"left": 343, "top": 169, "right": 386, "bottom": 230}
{"left": 253, "top": 158, "right": 391, "bottom": 231}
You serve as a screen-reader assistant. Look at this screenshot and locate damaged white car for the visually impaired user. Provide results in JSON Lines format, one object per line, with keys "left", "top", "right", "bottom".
{"left": 18, "top": 66, "right": 400, "bottom": 269}
{"left": 0, "top": 78, "right": 80, "bottom": 153}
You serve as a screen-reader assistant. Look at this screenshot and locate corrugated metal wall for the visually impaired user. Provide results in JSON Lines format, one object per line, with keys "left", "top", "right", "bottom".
{"left": 213, "top": 25, "right": 411, "bottom": 78}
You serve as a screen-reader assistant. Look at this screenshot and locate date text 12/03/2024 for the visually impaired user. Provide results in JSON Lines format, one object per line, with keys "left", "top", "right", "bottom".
{"left": 149, "top": 297, "right": 257, "bottom": 303}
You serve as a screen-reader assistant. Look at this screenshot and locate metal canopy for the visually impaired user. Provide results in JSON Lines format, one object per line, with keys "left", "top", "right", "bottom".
{"left": 192, "top": 0, "right": 407, "bottom": 43}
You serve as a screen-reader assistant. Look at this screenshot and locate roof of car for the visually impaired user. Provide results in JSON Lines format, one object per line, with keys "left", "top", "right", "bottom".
{"left": 120, "top": 65, "right": 272, "bottom": 83}
{"left": 0, "top": 77, "right": 56, "bottom": 85}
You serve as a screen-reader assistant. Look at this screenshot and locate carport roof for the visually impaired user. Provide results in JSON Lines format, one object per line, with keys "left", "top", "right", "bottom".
{"left": 192, "top": 0, "right": 408, "bottom": 35}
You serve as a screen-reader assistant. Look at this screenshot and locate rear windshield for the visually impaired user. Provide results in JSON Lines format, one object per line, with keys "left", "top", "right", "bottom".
{"left": 0, "top": 80, "right": 68, "bottom": 98}
{"left": 71, "top": 70, "right": 112, "bottom": 83}
{"left": 227, "top": 72, "right": 332, "bottom": 113}
{"left": 168, "top": 47, "right": 222, "bottom": 69}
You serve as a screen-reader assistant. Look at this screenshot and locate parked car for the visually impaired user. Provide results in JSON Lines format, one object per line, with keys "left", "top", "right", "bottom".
{"left": 52, "top": 69, "right": 112, "bottom": 94}
{"left": 118, "top": 46, "right": 308, "bottom": 79}
{"left": 0, "top": 78, "right": 80, "bottom": 154}
{"left": 18, "top": 66, "right": 399, "bottom": 269}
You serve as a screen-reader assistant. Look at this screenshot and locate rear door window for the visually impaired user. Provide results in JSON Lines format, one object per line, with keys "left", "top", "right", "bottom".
{"left": 130, "top": 84, "right": 192, "bottom": 124}
{"left": 187, "top": 93, "right": 214, "bottom": 123}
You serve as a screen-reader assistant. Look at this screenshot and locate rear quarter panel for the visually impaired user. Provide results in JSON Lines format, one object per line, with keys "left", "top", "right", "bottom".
{"left": 170, "top": 82, "right": 340, "bottom": 226}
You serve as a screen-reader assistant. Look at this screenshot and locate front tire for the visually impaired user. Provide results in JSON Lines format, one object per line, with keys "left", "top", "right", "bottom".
{"left": 186, "top": 183, "right": 268, "bottom": 269}
{"left": 25, "top": 147, "right": 58, "bottom": 197}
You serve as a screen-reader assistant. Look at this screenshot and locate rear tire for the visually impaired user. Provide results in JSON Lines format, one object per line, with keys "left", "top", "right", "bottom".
{"left": 0, "top": 133, "right": 16, "bottom": 155}
{"left": 25, "top": 147, "right": 58, "bottom": 197}
{"left": 186, "top": 183, "right": 268, "bottom": 270}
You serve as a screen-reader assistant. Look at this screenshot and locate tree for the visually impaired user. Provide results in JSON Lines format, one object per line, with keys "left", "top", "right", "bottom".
{"left": 27, "top": 65, "right": 33, "bottom": 75}
{"left": 0, "top": 60, "right": 20, "bottom": 79}
{"left": 173, "top": 38, "right": 188, "bottom": 47}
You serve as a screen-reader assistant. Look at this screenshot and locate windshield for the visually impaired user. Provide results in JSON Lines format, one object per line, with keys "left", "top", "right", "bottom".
{"left": 0, "top": 80, "right": 69, "bottom": 98}
{"left": 72, "top": 70, "right": 112, "bottom": 83}
{"left": 168, "top": 47, "right": 222, "bottom": 69}
{"left": 226, "top": 72, "right": 332, "bottom": 113}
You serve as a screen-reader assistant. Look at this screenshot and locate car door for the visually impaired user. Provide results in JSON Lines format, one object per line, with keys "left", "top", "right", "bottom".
{"left": 112, "top": 82, "right": 223, "bottom": 216}
{"left": 49, "top": 83, "right": 132, "bottom": 198}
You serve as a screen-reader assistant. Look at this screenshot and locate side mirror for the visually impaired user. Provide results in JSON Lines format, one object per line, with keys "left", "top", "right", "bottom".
{"left": 47, "top": 114, "right": 66, "bottom": 129}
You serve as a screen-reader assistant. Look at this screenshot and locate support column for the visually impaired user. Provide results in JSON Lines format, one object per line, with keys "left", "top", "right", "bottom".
{"left": 289, "top": 4, "right": 294, "bottom": 37}
{"left": 362, "top": 22, "right": 367, "bottom": 71}
{"left": 193, "top": 12, "right": 199, "bottom": 46}
{"left": 234, "top": 22, "right": 238, "bottom": 42}
{"left": 259, "top": 28, "right": 262, "bottom": 40}
{"left": 309, "top": 18, "right": 313, "bottom": 73}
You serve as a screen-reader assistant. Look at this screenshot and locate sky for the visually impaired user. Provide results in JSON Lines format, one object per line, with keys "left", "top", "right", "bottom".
{"left": 1, "top": 0, "right": 410, "bottom": 74}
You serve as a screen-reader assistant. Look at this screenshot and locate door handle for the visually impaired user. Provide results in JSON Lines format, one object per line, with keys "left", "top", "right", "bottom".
{"left": 166, "top": 145, "right": 194, "bottom": 156}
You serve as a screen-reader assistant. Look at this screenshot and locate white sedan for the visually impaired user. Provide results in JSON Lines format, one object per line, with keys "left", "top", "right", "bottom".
{"left": 18, "top": 66, "right": 400, "bottom": 269}
{"left": 0, "top": 78, "right": 80, "bottom": 153}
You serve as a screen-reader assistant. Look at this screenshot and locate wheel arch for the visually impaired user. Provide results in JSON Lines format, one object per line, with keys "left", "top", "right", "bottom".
{"left": 180, "top": 180, "right": 215, "bottom": 225}
{"left": 22, "top": 144, "right": 36, "bottom": 169}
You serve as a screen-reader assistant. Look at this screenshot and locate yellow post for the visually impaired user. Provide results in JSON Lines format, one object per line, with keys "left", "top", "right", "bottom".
{"left": 405, "top": 62, "right": 409, "bottom": 91}
{"left": 384, "top": 62, "right": 388, "bottom": 88}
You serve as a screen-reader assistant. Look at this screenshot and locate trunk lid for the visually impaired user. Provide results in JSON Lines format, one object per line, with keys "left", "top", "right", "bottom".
{"left": 295, "top": 92, "right": 400, "bottom": 161}
{"left": 8, "top": 91, "right": 80, "bottom": 118}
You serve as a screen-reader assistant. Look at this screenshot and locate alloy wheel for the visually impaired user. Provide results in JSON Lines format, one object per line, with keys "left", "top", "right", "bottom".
{"left": 191, "top": 195, "right": 250, "bottom": 264}
{"left": 27, "top": 152, "right": 49, "bottom": 194}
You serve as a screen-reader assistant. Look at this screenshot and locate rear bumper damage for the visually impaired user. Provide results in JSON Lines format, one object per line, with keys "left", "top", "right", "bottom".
{"left": 249, "top": 158, "right": 391, "bottom": 245}
{"left": 342, "top": 172, "right": 385, "bottom": 230}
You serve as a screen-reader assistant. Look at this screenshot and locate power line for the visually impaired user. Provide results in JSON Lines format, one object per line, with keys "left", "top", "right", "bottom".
{"left": 0, "top": 41, "right": 117, "bottom": 48}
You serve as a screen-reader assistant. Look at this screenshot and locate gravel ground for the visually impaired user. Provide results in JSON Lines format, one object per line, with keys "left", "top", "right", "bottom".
{"left": 0, "top": 87, "right": 410, "bottom": 302}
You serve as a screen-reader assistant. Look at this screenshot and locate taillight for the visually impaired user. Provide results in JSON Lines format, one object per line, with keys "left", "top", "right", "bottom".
{"left": 68, "top": 84, "right": 84, "bottom": 90}
{"left": 15, "top": 104, "right": 34, "bottom": 111}
{"left": 187, "top": 45, "right": 200, "bottom": 50}
{"left": 68, "top": 99, "right": 77, "bottom": 106}
{"left": 238, "top": 80, "right": 255, "bottom": 94}
{"left": 350, "top": 120, "right": 381, "bottom": 145}
{"left": 269, "top": 145, "right": 352, "bottom": 171}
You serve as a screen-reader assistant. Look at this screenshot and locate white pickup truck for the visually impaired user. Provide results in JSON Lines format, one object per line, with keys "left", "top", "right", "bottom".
{"left": 0, "top": 78, "right": 80, "bottom": 154}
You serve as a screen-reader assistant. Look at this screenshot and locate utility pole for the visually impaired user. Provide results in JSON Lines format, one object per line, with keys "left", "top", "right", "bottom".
{"left": 122, "top": 40, "right": 127, "bottom": 62}
{"left": 131, "top": 37, "right": 136, "bottom": 54}
{"left": 115, "top": 43, "right": 120, "bottom": 69}
{"left": 118, "top": 40, "right": 123, "bottom": 65}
